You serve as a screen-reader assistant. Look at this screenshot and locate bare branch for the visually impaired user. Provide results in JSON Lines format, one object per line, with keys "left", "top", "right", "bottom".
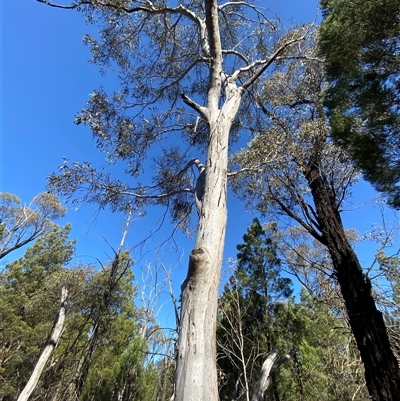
{"left": 239, "top": 29, "right": 308, "bottom": 89}
{"left": 219, "top": 1, "right": 277, "bottom": 29}
{"left": 222, "top": 49, "right": 249, "bottom": 65}
{"left": 104, "top": 185, "right": 194, "bottom": 199}
{"left": 181, "top": 94, "right": 210, "bottom": 121}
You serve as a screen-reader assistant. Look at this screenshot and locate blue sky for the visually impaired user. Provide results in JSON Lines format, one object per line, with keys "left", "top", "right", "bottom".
{"left": 2, "top": 0, "right": 398, "bottom": 326}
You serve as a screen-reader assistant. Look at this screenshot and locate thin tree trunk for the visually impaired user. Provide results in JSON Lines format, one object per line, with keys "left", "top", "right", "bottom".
{"left": 305, "top": 162, "right": 400, "bottom": 401}
{"left": 72, "top": 210, "right": 134, "bottom": 399}
{"left": 160, "top": 357, "right": 170, "bottom": 401}
{"left": 17, "top": 286, "right": 68, "bottom": 401}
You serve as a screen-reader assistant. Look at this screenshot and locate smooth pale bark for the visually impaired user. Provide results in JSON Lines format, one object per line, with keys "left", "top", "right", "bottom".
{"left": 173, "top": 1, "right": 244, "bottom": 399}
{"left": 17, "top": 286, "right": 68, "bottom": 401}
{"left": 251, "top": 351, "right": 279, "bottom": 401}
{"left": 174, "top": 0, "right": 300, "bottom": 397}
{"left": 175, "top": 100, "right": 242, "bottom": 400}
{"left": 251, "top": 350, "right": 292, "bottom": 401}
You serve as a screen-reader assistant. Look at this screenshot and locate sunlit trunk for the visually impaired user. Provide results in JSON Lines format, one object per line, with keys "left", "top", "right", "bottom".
{"left": 17, "top": 287, "right": 68, "bottom": 401}
{"left": 175, "top": 90, "right": 241, "bottom": 400}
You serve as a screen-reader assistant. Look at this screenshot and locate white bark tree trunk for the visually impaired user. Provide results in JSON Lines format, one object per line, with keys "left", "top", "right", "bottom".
{"left": 251, "top": 351, "right": 279, "bottom": 401}
{"left": 35, "top": 3, "right": 309, "bottom": 401}
{"left": 251, "top": 351, "right": 292, "bottom": 401}
{"left": 175, "top": 109, "right": 241, "bottom": 400}
{"left": 174, "top": 1, "right": 244, "bottom": 399}
{"left": 17, "top": 286, "right": 68, "bottom": 401}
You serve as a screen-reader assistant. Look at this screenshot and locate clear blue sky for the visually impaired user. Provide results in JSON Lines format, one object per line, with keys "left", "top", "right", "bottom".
{"left": 2, "top": 0, "right": 397, "bottom": 326}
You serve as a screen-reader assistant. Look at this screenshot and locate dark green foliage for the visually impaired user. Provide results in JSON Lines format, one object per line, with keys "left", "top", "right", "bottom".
{"left": 217, "top": 220, "right": 369, "bottom": 400}
{"left": 217, "top": 218, "right": 293, "bottom": 400}
{"left": 0, "top": 225, "right": 75, "bottom": 400}
{"left": 320, "top": 0, "right": 400, "bottom": 208}
{"left": 272, "top": 292, "right": 369, "bottom": 401}
{"left": 0, "top": 223, "right": 166, "bottom": 401}
{"left": 236, "top": 218, "right": 293, "bottom": 307}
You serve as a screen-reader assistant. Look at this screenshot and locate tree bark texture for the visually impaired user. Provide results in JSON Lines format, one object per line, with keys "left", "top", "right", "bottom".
{"left": 251, "top": 350, "right": 292, "bottom": 401}
{"left": 251, "top": 351, "right": 279, "bottom": 401}
{"left": 175, "top": 112, "right": 240, "bottom": 401}
{"left": 174, "top": 1, "right": 244, "bottom": 398}
{"left": 305, "top": 162, "right": 400, "bottom": 401}
{"left": 17, "top": 286, "right": 68, "bottom": 401}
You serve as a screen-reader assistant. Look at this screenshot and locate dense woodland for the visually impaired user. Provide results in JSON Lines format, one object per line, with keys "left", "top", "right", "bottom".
{"left": 1, "top": 0, "right": 400, "bottom": 400}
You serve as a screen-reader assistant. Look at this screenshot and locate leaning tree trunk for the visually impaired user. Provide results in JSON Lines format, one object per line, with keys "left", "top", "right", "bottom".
{"left": 17, "top": 287, "right": 68, "bottom": 401}
{"left": 251, "top": 350, "right": 293, "bottom": 401}
{"left": 305, "top": 162, "right": 400, "bottom": 401}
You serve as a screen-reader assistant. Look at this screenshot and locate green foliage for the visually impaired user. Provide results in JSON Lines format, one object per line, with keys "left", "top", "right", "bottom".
{"left": 217, "top": 218, "right": 293, "bottom": 400}
{"left": 0, "top": 192, "right": 66, "bottom": 259}
{"left": 236, "top": 218, "right": 293, "bottom": 305}
{"left": 0, "top": 222, "right": 166, "bottom": 401}
{"left": 80, "top": 313, "right": 159, "bottom": 401}
{"left": 44, "top": 249, "right": 166, "bottom": 401}
{"left": 320, "top": 0, "right": 400, "bottom": 208}
{"left": 217, "top": 220, "right": 369, "bottom": 400}
{"left": 273, "top": 292, "right": 368, "bottom": 401}
{"left": 0, "top": 224, "right": 75, "bottom": 400}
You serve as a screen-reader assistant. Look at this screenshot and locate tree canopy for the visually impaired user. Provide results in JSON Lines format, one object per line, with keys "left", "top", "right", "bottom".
{"left": 319, "top": 0, "right": 400, "bottom": 208}
{"left": 36, "top": 1, "right": 313, "bottom": 399}
{"left": 230, "top": 34, "right": 400, "bottom": 400}
{"left": 0, "top": 192, "right": 66, "bottom": 260}
{"left": 0, "top": 207, "right": 167, "bottom": 401}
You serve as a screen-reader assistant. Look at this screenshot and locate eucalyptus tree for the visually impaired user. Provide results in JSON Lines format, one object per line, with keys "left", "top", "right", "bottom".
{"left": 229, "top": 38, "right": 400, "bottom": 399}
{"left": 0, "top": 192, "right": 66, "bottom": 260}
{"left": 36, "top": 1, "right": 312, "bottom": 399}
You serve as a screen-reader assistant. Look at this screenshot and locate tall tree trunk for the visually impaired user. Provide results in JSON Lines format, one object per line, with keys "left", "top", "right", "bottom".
{"left": 305, "top": 162, "right": 400, "bottom": 401}
{"left": 175, "top": 115, "right": 239, "bottom": 401}
{"left": 17, "top": 287, "right": 68, "bottom": 401}
{"left": 35, "top": 2, "right": 305, "bottom": 400}
{"left": 174, "top": 1, "right": 243, "bottom": 398}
